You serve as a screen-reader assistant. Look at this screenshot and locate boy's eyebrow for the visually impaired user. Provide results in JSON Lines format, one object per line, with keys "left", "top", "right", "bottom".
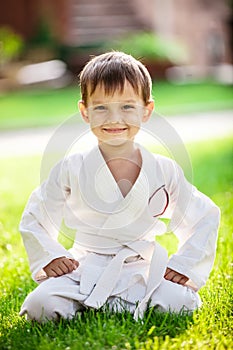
{"left": 91, "top": 99, "right": 138, "bottom": 105}
{"left": 91, "top": 100, "right": 105, "bottom": 105}
{"left": 122, "top": 99, "right": 138, "bottom": 103}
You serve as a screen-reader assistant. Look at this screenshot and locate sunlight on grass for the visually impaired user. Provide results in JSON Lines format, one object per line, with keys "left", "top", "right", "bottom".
{"left": 0, "top": 137, "right": 232, "bottom": 349}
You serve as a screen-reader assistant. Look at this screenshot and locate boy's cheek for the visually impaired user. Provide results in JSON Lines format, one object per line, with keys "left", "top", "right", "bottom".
{"left": 90, "top": 119, "right": 103, "bottom": 129}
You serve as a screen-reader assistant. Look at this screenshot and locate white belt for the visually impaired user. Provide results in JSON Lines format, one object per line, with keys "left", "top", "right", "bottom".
{"left": 134, "top": 242, "right": 168, "bottom": 320}
{"left": 84, "top": 241, "right": 168, "bottom": 320}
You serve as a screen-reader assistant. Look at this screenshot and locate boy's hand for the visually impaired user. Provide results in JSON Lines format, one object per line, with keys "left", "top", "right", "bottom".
{"left": 43, "top": 257, "right": 79, "bottom": 278}
{"left": 164, "top": 267, "right": 188, "bottom": 286}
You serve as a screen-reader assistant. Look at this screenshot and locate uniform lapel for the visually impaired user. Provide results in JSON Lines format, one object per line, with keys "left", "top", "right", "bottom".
{"left": 97, "top": 145, "right": 163, "bottom": 240}
{"left": 78, "top": 145, "right": 168, "bottom": 243}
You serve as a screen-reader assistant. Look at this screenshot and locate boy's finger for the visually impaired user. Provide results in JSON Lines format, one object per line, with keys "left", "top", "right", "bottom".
{"left": 69, "top": 259, "right": 79, "bottom": 269}
{"left": 46, "top": 268, "right": 59, "bottom": 277}
{"left": 177, "top": 276, "right": 188, "bottom": 285}
{"left": 60, "top": 258, "right": 78, "bottom": 273}
{"left": 53, "top": 266, "right": 65, "bottom": 276}
{"left": 164, "top": 270, "right": 175, "bottom": 280}
{"left": 60, "top": 261, "right": 70, "bottom": 273}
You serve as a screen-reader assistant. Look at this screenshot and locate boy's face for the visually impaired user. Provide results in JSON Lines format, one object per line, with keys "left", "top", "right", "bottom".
{"left": 79, "top": 81, "right": 154, "bottom": 146}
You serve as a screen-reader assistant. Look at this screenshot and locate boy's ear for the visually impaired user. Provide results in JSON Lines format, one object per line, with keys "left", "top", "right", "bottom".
{"left": 142, "top": 100, "right": 154, "bottom": 122}
{"left": 78, "top": 100, "right": 89, "bottom": 123}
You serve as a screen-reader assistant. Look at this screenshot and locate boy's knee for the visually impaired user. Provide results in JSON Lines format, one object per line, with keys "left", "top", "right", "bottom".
{"left": 20, "top": 282, "right": 83, "bottom": 322}
{"left": 20, "top": 286, "right": 59, "bottom": 322}
{"left": 150, "top": 279, "right": 201, "bottom": 313}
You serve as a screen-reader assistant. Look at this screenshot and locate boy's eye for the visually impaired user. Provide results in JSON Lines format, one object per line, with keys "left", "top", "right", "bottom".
{"left": 93, "top": 105, "right": 107, "bottom": 111}
{"left": 122, "top": 104, "right": 136, "bottom": 111}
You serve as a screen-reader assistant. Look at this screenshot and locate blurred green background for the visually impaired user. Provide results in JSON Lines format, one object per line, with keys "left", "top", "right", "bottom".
{"left": 0, "top": 81, "right": 232, "bottom": 130}
{"left": 1, "top": 0, "right": 232, "bottom": 131}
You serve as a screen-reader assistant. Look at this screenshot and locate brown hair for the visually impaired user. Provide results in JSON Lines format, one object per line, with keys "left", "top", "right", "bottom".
{"left": 79, "top": 51, "right": 152, "bottom": 106}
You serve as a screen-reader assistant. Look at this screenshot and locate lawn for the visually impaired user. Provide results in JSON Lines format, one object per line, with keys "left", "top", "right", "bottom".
{"left": 0, "top": 81, "right": 233, "bottom": 129}
{"left": 0, "top": 137, "right": 232, "bottom": 350}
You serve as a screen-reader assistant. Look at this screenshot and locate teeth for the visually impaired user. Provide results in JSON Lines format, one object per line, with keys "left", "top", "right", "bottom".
{"left": 104, "top": 128, "right": 126, "bottom": 131}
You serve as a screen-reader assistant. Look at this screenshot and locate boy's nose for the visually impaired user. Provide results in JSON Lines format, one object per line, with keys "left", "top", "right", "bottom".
{"left": 107, "top": 109, "right": 122, "bottom": 123}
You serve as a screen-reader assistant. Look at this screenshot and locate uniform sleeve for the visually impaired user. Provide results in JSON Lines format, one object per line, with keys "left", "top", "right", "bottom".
{"left": 19, "top": 159, "right": 74, "bottom": 282}
{"left": 159, "top": 156, "right": 220, "bottom": 290}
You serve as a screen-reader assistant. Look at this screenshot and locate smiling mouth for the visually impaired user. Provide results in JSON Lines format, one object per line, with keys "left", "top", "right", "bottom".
{"left": 102, "top": 127, "right": 127, "bottom": 134}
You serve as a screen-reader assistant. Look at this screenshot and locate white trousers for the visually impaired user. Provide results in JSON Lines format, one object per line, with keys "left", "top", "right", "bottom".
{"left": 20, "top": 272, "right": 201, "bottom": 322}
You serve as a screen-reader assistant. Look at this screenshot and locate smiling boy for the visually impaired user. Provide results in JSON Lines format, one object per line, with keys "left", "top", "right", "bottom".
{"left": 19, "top": 52, "right": 220, "bottom": 322}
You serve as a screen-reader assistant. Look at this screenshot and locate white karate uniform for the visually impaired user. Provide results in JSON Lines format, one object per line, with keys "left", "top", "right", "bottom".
{"left": 19, "top": 145, "right": 220, "bottom": 322}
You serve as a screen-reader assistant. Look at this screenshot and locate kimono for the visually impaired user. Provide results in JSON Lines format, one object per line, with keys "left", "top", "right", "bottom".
{"left": 19, "top": 145, "right": 220, "bottom": 320}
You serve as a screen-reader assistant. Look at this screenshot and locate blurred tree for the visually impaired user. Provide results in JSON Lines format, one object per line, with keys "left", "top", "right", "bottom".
{"left": 107, "top": 32, "right": 187, "bottom": 64}
{"left": 0, "top": 27, "right": 24, "bottom": 69}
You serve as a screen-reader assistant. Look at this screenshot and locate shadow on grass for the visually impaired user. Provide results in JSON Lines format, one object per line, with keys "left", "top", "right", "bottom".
{"left": 0, "top": 303, "right": 195, "bottom": 350}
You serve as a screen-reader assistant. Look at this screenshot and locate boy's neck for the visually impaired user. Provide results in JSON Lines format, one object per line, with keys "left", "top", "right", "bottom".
{"left": 98, "top": 140, "right": 139, "bottom": 162}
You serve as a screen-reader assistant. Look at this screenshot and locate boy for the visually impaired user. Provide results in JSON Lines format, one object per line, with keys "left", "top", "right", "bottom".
{"left": 19, "top": 52, "right": 220, "bottom": 322}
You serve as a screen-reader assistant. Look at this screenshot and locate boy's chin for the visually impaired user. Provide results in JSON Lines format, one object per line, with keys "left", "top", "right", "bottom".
{"left": 103, "top": 137, "right": 132, "bottom": 147}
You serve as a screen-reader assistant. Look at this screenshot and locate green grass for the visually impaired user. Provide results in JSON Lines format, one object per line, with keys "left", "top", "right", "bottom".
{"left": 0, "top": 137, "right": 232, "bottom": 349}
{"left": 0, "top": 81, "right": 232, "bottom": 129}
{"left": 153, "top": 81, "right": 233, "bottom": 116}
